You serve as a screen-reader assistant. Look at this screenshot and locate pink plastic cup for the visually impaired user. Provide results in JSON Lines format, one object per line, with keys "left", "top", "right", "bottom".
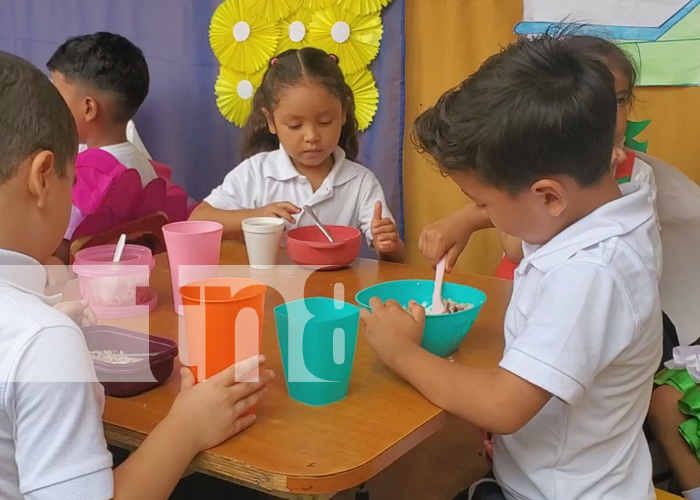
{"left": 162, "top": 221, "right": 223, "bottom": 315}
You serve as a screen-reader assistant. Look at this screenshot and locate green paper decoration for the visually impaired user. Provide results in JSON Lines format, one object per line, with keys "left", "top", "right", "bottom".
{"left": 624, "top": 119, "right": 651, "bottom": 153}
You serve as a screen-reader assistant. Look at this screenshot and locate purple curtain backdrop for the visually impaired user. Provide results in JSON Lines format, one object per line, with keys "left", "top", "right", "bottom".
{"left": 0, "top": 0, "right": 406, "bottom": 251}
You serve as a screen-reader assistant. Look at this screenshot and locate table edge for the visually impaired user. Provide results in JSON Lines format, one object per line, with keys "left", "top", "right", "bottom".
{"left": 105, "top": 410, "right": 448, "bottom": 495}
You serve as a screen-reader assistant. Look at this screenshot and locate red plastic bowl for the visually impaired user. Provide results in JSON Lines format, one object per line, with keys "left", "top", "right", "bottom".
{"left": 286, "top": 225, "right": 361, "bottom": 270}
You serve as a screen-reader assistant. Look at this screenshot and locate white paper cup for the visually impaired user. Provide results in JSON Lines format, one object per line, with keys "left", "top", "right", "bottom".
{"left": 241, "top": 217, "right": 285, "bottom": 269}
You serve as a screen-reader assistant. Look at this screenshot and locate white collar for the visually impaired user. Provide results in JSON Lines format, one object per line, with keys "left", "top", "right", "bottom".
{"left": 0, "top": 249, "right": 61, "bottom": 305}
{"left": 263, "top": 146, "right": 360, "bottom": 186}
{"left": 521, "top": 182, "right": 655, "bottom": 274}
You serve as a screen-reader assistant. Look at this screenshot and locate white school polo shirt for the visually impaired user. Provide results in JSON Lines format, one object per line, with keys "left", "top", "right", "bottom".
{"left": 493, "top": 182, "right": 662, "bottom": 500}
{"left": 0, "top": 250, "right": 113, "bottom": 500}
{"left": 204, "top": 146, "right": 395, "bottom": 246}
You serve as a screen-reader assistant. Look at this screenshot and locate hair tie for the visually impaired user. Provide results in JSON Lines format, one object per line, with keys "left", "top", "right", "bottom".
{"left": 270, "top": 58, "right": 279, "bottom": 66}
{"left": 329, "top": 54, "right": 338, "bottom": 63}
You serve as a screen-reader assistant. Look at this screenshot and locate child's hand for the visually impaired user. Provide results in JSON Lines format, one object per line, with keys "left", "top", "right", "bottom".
{"left": 371, "top": 201, "right": 400, "bottom": 254}
{"left": 254, "top": 202, "right": 300, "bottom": 224}
{"left": 419, "top": 205, "right": 489, "bottom": 273}
{"left": 169, "top": 355, "right": 275, "bottom": 452}
{"left": 611, "top": 145, "right": 626, "bottom": 170}
{"left": 53, "top": 299, "right": 97, "bottom": 328}
{"left": 360, "top": 298, "right": 425, "bottom": 364}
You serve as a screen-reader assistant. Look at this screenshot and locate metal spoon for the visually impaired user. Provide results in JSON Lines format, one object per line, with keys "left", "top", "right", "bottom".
{"left": 302, "top": 205, "right": 334, "bottom": 242}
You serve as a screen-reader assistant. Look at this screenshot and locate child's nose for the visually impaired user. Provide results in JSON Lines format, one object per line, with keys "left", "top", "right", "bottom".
{"left": 304, "top": 126, "right": 320, "bottom": 143}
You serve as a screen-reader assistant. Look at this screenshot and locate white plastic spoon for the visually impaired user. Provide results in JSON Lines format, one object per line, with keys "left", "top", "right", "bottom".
{"left": 113, "top": 234, "right": 127, "bottom": 262}
{"left": 432, "top": 256, "right": 446, "bottom": 314}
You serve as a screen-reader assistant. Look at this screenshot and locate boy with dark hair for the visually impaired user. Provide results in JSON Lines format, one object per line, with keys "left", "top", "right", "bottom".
{"left": 47, "top": 32, "right": 161, "bottom": 262}
{"left": 361, "top": 33, "right": 662, "bottom": 499}
{"left": 47, "top": 31, "right": 155, "bottom": 184}
{"left": 0, "top": 49, "right": 273, "bottom": 500}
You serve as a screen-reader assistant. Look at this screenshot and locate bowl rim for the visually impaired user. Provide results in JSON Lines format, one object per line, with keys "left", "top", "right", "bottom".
{"left": 286, "top": 224, "right": 362, "bottom": 243}
{"left": 354, "top": 279, "right": 487, "bottom": 312}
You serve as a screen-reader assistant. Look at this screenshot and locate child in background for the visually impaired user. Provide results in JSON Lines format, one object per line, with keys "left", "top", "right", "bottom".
{"left": 419, "top": 35, "right": 657, "bottom": 276}
{"left": 48, "top": 32, "right": 157, "bottom": 185}
{"left": 190, "top": 47, "right": 405, "bottom": 263}
{"left": 47, "top": 32, "right": 159, "bottom": 263}
{"left": 362, "top": 33, "right": 661, "bottom": 500}
{"left": 0, "top": 50, "right": 274, "bottom": 500}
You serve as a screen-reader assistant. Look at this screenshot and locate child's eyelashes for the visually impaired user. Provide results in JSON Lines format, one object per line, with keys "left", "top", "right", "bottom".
{"left": 286, "top": 121, "right": 333, "bottom": 130}
{"left": 475, "top": 204, "right": 487, "bottom": 211}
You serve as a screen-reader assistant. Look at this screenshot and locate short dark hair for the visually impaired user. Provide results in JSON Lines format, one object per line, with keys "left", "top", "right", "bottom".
{"left": 243, "top": 47, "right": 359, "bottom": 161}
{"left": 0, "top": 50, "right": 77, "bottom": 184}
{"left": 413, "top": 33, "right": 617, "bottom": 193}
{"left": 47, "top": 32, "right": 149, "bottom": 122}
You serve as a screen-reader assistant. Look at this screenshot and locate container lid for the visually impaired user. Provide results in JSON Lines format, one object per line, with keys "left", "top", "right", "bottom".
{"left": 73, "top": 244, "right": 155, "bottom": 277}
{"left": 83, "top": 325, "right": 178, "bottom": 375}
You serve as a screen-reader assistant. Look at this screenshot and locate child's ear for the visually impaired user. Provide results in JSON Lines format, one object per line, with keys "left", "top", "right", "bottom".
{"left": 530, "top": 179, "right": 567, "bottom": 218}
{"left": 27, "top": 151, "right": 56, "bottom": 210}
{"left": 84, "top": 96, "right": 98, "bottom": 123}
{"left": 262, "top": 108, "right": 277, "bottom": 134}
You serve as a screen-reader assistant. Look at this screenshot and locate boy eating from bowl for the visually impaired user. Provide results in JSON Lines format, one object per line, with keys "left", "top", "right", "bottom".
{"left": 0, "top": 50, "right": 274, "bottom": 500}
{"left": 360, "top": 33, "right": 662, "bottom": 499}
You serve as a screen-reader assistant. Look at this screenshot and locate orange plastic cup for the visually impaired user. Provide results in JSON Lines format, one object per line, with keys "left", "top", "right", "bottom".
{"left": 180, "top": 277, "right": 267, "bottom": 387}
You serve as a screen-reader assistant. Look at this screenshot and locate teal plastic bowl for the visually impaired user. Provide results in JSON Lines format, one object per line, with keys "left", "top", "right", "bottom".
{"left": 355, "top": 280, "right": 487, "bottom": 357}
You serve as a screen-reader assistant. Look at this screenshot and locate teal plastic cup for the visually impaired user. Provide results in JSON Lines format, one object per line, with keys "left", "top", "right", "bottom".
{"left": 355, "top": 280, "right": 487, "bottom": 357}
{"left": 274, "top": 297, "right": 360, "bottom": 406}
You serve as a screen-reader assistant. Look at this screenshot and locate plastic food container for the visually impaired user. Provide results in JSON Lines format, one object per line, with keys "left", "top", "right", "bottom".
{"left": 83, "top": 326, "right": 178, "bottom": 397}
{"left": 286, "top": 225, "right": 362, "bottom": 270}
{"left": 73, "top": 244, "right": 158, "bottom": 318}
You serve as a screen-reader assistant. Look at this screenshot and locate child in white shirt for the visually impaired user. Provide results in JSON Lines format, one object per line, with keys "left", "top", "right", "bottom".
{"left": 361, "top": 33, "right": 662, "bottom": 499}
{"left": 0, "top": 50, "right": 274, "bottom": 500}
{"left": 47, "top": 32, "right": 159, "bottom": 263}
{"left": 191, "top": 47, "right": 405, "bottom": 263}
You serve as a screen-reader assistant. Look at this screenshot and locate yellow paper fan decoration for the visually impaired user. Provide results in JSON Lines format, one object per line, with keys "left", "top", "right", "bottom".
{"left": 209, "top": 0, "right": 280, "bottom": 74}
{"left": 307, "top": 7, "right": 382, "bottom": 75}
{"left": 215, "top": 67, "right": 265, "bottom": 127}
{"left": 336, "top": 0, "right": 392, "bottom": 16}
{"left": 346, "top": 68, "right": 378, "bottom": 131}
{"left": 241, "top": 0, "right": 300, "bottom": 22}
{"left": 277, "top": 8, "right": 313, "bottom": 53}
{"left": 305, "top": 0, "right": 335, "bottom": 10}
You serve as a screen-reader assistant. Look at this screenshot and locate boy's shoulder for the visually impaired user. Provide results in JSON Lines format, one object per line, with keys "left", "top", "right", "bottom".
{"left": 0, "top": 283, "right": 90, "bottom": 376}
{"left": 0, "top": 252, "right": 93, "bottom": 387}
{"left": 524, "top": 182, "right": 661, "bottom": 290}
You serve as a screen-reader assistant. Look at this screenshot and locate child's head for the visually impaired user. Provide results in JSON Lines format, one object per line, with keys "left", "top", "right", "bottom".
{"left": 0, "top": 51, "right": 78, "bottom": 262}
{"left": 559, "top": 35, "right": 637, "bottom": 148}
{"left": 47, "top": 32, "right": 149, "bottom": 144}
{"left": 413, "top": 33, "right": 618, "bottom": 245}
{"left": 243, "top": 47, "right": 359, "bottom": 166}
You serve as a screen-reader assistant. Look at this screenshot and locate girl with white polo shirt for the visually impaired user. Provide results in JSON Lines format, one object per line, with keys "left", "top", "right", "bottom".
{"left": 191, "top": 47, "right": 405, "bottom": 263}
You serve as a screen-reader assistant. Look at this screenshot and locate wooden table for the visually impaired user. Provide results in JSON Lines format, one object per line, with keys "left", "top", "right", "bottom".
{"left": 101, "top": 242, "right": 511, "bottom": 499}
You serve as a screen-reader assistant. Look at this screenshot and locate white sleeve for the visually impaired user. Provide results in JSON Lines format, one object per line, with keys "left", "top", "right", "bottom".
{"left": 203, "top": 160, "right": 256, "bottom": 211}
{"left": 10, "top": 326, "right": 114, "bottom": 500}
{"left": 499, "top": 262, "right": 637, "bottom": 405}
{"left": 633, "top": 160, "right": 659, "bottom": 227}
{"left": 357, "top": 171, "right": 395, "bottom": 245}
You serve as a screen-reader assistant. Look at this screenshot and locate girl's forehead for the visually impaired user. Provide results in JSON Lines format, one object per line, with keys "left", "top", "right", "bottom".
{"left": 273, "top": 82, "right": 342, "bottom": 115}
{"left": 609, "top": 67, "right": 630, "bottom": 93}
